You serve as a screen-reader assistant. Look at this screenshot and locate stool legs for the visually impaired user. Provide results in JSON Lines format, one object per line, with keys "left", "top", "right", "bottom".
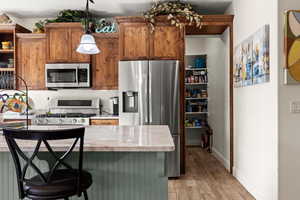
{"left": 83, "top": 191, "right": 88, "bottom": 200}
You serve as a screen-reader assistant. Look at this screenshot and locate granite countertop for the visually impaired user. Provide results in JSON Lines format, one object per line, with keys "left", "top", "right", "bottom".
{"left": 0, "top": 125, "right": 174, "bottom": 152}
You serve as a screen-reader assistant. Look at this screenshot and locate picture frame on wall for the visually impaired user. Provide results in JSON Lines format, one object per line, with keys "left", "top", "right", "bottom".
{"left": 233, "top": 24, "right": 270, "bottom": 88}
{"left": 284, "top": 10, "right": 300, "bottom": 85}
{"left": 252, "top": 25, "right": 270, "bottom": 84}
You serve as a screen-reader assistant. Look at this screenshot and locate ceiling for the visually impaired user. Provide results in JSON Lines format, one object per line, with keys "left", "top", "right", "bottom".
{"left": 0, "top": 0, "right": 232, "bottom": 19}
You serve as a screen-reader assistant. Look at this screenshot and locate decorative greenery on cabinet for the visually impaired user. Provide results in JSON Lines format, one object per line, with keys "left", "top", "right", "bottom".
{"left": 143, "top": 1, "right": 203, "bottom": 31}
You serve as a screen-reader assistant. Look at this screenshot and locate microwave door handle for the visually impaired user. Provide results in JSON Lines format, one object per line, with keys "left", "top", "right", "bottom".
{"left": 76, "top": 67, "right": 79, "bottom": 85}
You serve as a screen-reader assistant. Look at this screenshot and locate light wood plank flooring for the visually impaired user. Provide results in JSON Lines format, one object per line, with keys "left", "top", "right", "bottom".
{"left": 168, "top": 148, "right": 255, "bottom": 200}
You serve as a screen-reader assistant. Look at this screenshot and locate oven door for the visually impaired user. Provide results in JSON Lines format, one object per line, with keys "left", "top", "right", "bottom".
{"left": 45, "top": 64, "right": 90, "bottom": 88}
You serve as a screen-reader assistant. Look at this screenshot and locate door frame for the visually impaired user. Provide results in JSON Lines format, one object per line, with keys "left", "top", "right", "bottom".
{"left": 182, "top": 15, "right": 234, "bottom": 174}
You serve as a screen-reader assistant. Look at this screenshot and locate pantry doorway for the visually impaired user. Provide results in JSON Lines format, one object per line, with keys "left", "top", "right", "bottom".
{"left": 181, "top": 15, "right": 234, "bottom": 174}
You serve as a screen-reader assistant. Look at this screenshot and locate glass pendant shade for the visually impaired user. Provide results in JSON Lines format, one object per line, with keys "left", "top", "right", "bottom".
{"left": 76, "top": 34, "right": 100, "bottom": 54}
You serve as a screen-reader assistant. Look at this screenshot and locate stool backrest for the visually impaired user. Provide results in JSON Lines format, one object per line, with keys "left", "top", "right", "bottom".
{"left": 3, "top": 127, "right": 85, "bottom": 199}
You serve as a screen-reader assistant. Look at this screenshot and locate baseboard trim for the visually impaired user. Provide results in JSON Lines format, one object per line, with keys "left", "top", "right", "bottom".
{"left": 212, "top": 148, "right": 230, "bottom": 170}
{"left": 233, "top": 166, "right": 269, "bottom": 200}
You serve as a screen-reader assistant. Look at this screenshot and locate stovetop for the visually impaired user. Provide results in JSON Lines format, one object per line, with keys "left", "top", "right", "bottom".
{"left": 36, "top": 113, "right": 97, "bottom": 118}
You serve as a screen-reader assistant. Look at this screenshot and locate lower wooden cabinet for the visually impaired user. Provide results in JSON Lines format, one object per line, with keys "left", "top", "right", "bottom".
{"left": 17, "top": 34, "right": 46, "bottom": 90}
{"left": 92, "top": 34, "right": 119, "bottom": 90}
{"left": 90, "top": 119, "right": 119, "bottom": 125}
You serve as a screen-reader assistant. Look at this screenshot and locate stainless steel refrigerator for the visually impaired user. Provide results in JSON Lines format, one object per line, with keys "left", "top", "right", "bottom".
{"left": 119, "top": 60, "right": 180, "bottom": 177}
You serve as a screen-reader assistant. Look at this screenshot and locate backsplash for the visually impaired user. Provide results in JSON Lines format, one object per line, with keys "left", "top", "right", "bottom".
{"left": 27, "top": 89, "right": 118, "bottom": 114}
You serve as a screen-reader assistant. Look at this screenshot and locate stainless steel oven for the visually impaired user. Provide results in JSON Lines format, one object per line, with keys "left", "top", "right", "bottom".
{"left": 45, "top": 63, "right": 90, "bottom": 88}
{"left": 32, "top": 96, "right": 100, "bottom": 126}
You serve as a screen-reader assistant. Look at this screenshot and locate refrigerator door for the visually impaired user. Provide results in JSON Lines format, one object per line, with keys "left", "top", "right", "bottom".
{"left": 119, "top": 61, "right": 149, "bottom": 125}
{"left": 149, "top": 60, "right": 180, "bottom": 177}
{"left": 149, "top": 60, "right": 180, "bottom": 133}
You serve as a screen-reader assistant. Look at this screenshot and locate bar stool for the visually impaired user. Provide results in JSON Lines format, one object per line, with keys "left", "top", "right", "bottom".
{"left": 3, "top": 127, "right": 92, "bottom": 200}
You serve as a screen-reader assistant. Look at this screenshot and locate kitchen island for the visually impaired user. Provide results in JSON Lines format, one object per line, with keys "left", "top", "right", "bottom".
{"left": 0, "top": 125, "right": 174, "bottom": 200}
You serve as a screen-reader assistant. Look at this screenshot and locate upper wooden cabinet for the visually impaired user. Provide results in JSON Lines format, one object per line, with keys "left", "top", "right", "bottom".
{"left": 119, "top": 23, "right": 150, "bottom": 60}
{"left": 70, "top": 27, "right": 91, "bottom": 62}
{"left": 92, "top": 34, "right": 119, "bottom": 90}
{"left": 16, "top": 34, "right": 46, "bottom": 90}
{"left": 150, "top": 24, "right": 184, "bottom": 59}
{"left": 45, "top": 23, "right": 90, "bottom": 63}
{"left": 116, "top": 17, "right": 184, "bottom": 61}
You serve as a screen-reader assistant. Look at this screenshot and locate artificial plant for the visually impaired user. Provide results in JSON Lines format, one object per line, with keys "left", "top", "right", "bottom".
{"left": 143, "top": 0, "right": 203, "bottom": 31}
{"left": 33, "top": 7, "right": 95, "bottom": 33}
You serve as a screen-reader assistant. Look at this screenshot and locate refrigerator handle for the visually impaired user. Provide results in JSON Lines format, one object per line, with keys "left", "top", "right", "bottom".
{"left": 149, "top": 71, "right": 152, "bottom": 124}
{"left": 138, "top": 66, "right": 149, "bottom": 125}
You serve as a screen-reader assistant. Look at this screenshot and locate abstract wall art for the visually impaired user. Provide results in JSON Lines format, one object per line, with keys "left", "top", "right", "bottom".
{"left": 234, "top": 24, "right": 270, "bottom": 88}
{"left": 284, "top": 10, "right": 300, "bottom": 84}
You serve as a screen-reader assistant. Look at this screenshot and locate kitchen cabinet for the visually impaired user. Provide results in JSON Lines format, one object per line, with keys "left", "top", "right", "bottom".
{"left": 92, "top": 34, "right": 119, "bottom": 90}
{"left": 46, "top": 23, "right": 90, "bottom": 63}
{"left": 150, "top": 24, "right": 184, "bottom": 59}
{"left": 0, "top": 24, "right": 31, "bottom": 90}
{"left": 117, "top": 17, "right": 184, "bottom": 60}
{"left": 17, "top": 34, "right": 46, "bottom": 90}
{"left": 70, "top": 27, "right": 91, "bottom": 62}
{"left": 90, "top": 119, "right": 119, "bottom": 125}
{"left": 119, "top": 23, "right": 150, "bottom": 60}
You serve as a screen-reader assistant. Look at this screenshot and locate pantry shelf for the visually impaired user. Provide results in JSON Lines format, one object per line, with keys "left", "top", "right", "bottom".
{"left": 185, "top": 54, "right": 209, "bottom": 147}
{"left": 185, "top": 68, "right": 207, "bottom": 71}
{"left": 185, "top": 127, "right": 206, "bottom": 129}
{"left": 185, "top": 83, "right": 208, "bottom": 85}
{"left": 0, "top": 49, "right": 14, "bottom": 53}
{"left": 185, "top": 112, "right": 208, "bottom": 115}
{"left": 185, "top": 97, "right": 208, "bottom": 100}
{"left": 0, "top": 68, "right": 15, "bottom": 72}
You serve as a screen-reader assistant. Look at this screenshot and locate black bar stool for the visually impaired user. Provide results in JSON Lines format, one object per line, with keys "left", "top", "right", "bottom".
{"left": 3, "top": 127, "right": 92, "bottom": 200}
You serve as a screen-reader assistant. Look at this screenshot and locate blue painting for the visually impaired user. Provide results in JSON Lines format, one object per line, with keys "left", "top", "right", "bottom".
{"left": 252, "top": 25, "right": 270, "bottom": 84}
{"left": 234, "top": 24, "right": 270, "bottom": 88}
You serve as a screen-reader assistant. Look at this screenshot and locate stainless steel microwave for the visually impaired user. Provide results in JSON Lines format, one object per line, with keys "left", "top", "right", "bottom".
{"left": 45, "top": 63, "right": 90, "bottom": 88}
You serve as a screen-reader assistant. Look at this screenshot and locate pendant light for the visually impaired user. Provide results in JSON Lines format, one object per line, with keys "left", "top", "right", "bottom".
{"left": 76, "top": 0, "right": 100, "bottom": 54}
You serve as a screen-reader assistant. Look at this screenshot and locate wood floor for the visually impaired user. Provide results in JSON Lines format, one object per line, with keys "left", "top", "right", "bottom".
{"left": 168, "top": 148, "right": 255, "bottom": 200}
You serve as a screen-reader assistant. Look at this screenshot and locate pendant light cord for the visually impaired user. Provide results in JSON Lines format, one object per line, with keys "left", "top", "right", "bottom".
{"left": 85, "top": 0, "right": 89, "bottom": 34}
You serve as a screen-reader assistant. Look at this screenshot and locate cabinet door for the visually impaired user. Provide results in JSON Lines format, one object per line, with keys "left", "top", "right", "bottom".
{"left": 150, "top": 25, "right": 183, "bottom": 60}
{"left": 17, "top": 36, "right": 46, "bottom": 90}
{"left": 90, "top": 119, "right": 119, "bottom": 125}
{"left": 119, "top": 23, "right": 149, "bottom": 60}
{"left": 70, "top": 28, "right": 90, "bottom": 62}
{"left": 47, "top": 28, "right": 70, "bottom": 62}
{"left": 92, "top": 37, "right": 118, "bottom": 90}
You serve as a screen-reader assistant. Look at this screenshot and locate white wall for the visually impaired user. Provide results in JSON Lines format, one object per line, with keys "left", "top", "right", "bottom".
{"left": 227, "top": 0, "right": 278, "bottom": 199}
{"left": 221, "top": 28, "right": 231, "bottom": 170}
{"left": 21, "top": 18, "right": 49, "bottom": 31}
{"left": 4, "top": 14, "right": 46, "bottom": 31}
{"left": 278, "top": 1, "right": 300, "bottom": 200}
{"left": 185, "top": 36, "right": 230, "bottom": 169}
